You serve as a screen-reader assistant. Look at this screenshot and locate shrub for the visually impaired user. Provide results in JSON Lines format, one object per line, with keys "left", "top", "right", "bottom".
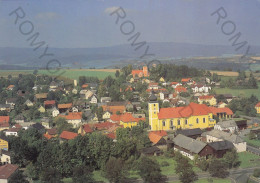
{"left": 253, "top": 168, "right": 260, "bottom": 177}
{"left": 161, "top": 161, "right": 169, "bottom": 167}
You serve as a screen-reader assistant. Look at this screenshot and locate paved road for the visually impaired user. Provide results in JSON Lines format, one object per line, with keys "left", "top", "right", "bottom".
{"left": 247, "top": 145, "right": 260, "bottom": 156}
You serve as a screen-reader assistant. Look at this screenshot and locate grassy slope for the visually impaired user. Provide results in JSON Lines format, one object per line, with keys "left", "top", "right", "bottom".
{"left": 238, "top": 152, "right": 260, "bottom": 168}
{"left": 169, "top": 178, "right": 231, "bottom": 183}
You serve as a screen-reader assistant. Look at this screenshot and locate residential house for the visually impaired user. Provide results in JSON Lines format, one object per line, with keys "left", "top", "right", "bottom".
{"left": 175, "top": 128, "right": 203, "bottom": 139}
{"left": 5, "top": 98, "right": 17, "bottom": 110}
{"left": 175, "top": 86, "right": 187, "bottom": 93}
{"left": 206, "top": 129, "right": 246, "bottom": 152}
{"left": 58, "top": 103, "right": 72, "bottom": 113}
{"left": 17, "top": 90, "right": 27, "bottom": 97}
{"left": 191, "top": 84, "right": 211, "bottom": 93}
{"left": 170, "top": 82, "right": 182, "bottom": 88}
{"left": 5, "top": 127, "right": 21, "bottom": 136}
{"left": 38, "top": 106, "right": 45, "bottom": 113}
{"left": 214, "top": 120, "right": 238, "bottom": 133}
{"left": 44, "top": 100, "right": 56, "bottom": 109}
{"left": 181, "top": 78, "right": 193, "bottom": 85}
{"left": 103, "top": 111, "right": 111, "bottom": 120}
{"left": 0, "top": 164, "right": 19, "bottom": 183}
{"left": 52, "top": 107, "right": 60, "bottom": 117}
{"left": 90, "top": 95, "right": 98, "bottom": 104}
{"left": 49, "top": 81, "right": 59, "bottom": 91}
{"left": 148, "top": 83, "right": 159, "bottom": 90}
{"left": 80, "top": 90, "right": 94, "bottom": 100}
{"left": 208, "top": 107, "right": 233, "bottom": 119}
{"left": 113, "top": 113, "right": 145, "bottom": 128}
{"left": 35, "top": 93, "right": 48, "bottom": 102}
{"left": 255, "top": 102, "right": 260, "bottom": 114}
{"left": 14, "top": 115, "right": 25, "bottom": 123}
{"left": 0, "top": 105, "right": 11, "bottom": 112}
{"left": 0, "top": 117, "right": 9, "bottom": 131}
{"left": 0, "top": 136, "right": 8, "bottom": 150}
{"left": 41, "top": 117, "right": 51, "bottom": 129}
{"left": 0, "top": 150, "right": 11, "bottom": 165}
{"left": 159, "top": 91, "right": 170, "bottom": 100}
{"left": 44, "top": 128, "right": 58, "bottom": 140}
{"left": 218, "top": 102, "right": 227, "bottom": 108}
{"left": 148, "top": 93, "right": 216, "bottom": 131}
{"left": 24, "top": 99, "right": 33, "bottom": 107}
{"left": 81, "top": 84, "right": 89, "bottom": 89}
{"left": 198, "top": 95, "right": 217, "bottom": 106}
{"left": 72, "top": 88, "right": 78, "bottom": 94}
{"left": 173, "top": 134, "right": 212, "bottom": 160}
{"left": 208, "top": 141, "right": 234, "bottom": 158}
{"left": 78, "top": 124, "right": 93, "bottom": 135}
{"left": 102, "top": 105, "right": 126, "bottom": 115}
{"left": 217, "top": 94, "right": 234, "bottom": 103}
{"left": 132, "top": 66, "right": 149, "bottom": 78}
{"left": 31, "top": 123, "right": 45, "bottom": 134}
{"left": 59, "top": 131, "right": 78, "bottom": 142}
{"left": 141, "top": 146, "right": 163, "bottom": 156}
{"left": 101, "top": 97, "right": 111, "bottom": 103}
{"left": 148, "top": 130, "right": 168, "bottom": 149}
{"left": 6, "top": 85, "right": 15, "bottom": 91}
{"left": 59, "top": 112, "right": 82, "bottom": 128}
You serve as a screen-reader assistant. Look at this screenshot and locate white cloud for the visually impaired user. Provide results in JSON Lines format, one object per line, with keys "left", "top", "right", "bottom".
{"left": 104, "top": 6, "right": 121, "bottom": 14}
{"left": 35, "top": 12, "right": 60, "bottom": 20}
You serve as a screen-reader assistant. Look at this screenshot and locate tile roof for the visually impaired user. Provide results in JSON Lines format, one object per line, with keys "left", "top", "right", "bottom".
{"left": 216, "top": 120, "right": 237, "bottom": 128}
{"left": 175, "top": 86, "right": 187, "bottom": 93}
{"left": 60, "top": 131, "right": 78, "bottom": 140}
{"left": 43, "top": 133, "right": 53, "bottom": 140}
{"left": 149, "top": 133, "right": 164, "bottom": 144}
{"left": 208, "top": 107, "right": 233, "bottom": 115}
{"left": 157, "top": 103, "right": 212, "bottom": 119}
{"left": 102, "top": 105, "right": 126, "bottom": 114}
{"left": 0, "top": 164, "right": 19, "bottom": 179}
{"left": 58, "top": 103, "right": 72, "bottom": 109}
{"left": 35, "top": 93, "right": 48, "bottom": 99}
{"left": 181, "top": 78, "right": 192, "bottom": 82}
{"left": 47, "top": 128, "right": 57, "bottom": 135}
{"left": 93, "top": 122, "right": 116, "bottom": 130}
{"left": 106, "top": 133, "right": 116, "bottom": 139}
{"left": 59, "top": 112, "right": 82, "bottom": 120}
{"left": 256, "top": 102, "right": 260, "bottom": 107}
{"left": 81, "top": 124, "right": 93, "bottom": 133}
{"left": 82, "top": 84, "right": 89, "bottom": 88}
{"left": 208, "top": 140, "right": 234, "bottom": 151}
{"left": 173, "top": 134, "right": 207, "bottom": 154}
{"left": 149, "top": 130, "right": 168, "bottom": 137}
{"left": 176, "top": 128, "right": 203, "bottom": 137}
{"left": 110, "top": 113, "right": 145, "bottom": 123}
{"left": 199, "top": 95, "right": 214, "bottom": 100}
{"left": 44, "top": 100, "right": 56, "bottom": 106}
{"left": 0, "top": 116, "right": 9, "bottom": 124}
{"left": 206, "top": 129, "right": 244, "bottom": 143}
{"left": 6, "top": 85, "right": 15, "bottom": 90}
{"left": 132, "top": 70, "right": 143, "bottom": 76}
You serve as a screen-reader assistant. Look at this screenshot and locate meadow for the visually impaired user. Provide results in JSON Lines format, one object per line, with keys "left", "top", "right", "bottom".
{"left": 0, "top": 69, "right": 118, "bottom": 80}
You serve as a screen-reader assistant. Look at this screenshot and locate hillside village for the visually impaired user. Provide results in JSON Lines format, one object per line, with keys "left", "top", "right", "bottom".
{"left": 0, "top": 64, "right": 260, "bottom": 182}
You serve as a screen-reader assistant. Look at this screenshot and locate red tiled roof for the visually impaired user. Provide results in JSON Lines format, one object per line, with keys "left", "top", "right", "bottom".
{"left": 148, "top": 133, "right": 163, "bottom": 144}
{"left": 59, "top": 112, "right": 82, "bottom": 120}
{"left": 149, "top": 130, "right": 168, "bottom": 137}
{"left": 149, "top": 83, "right": 158, "bottom": 86}
{"left": 106, "top": 133, "right": 116, "bottom": 139}
{"left": 81, "top": 124, "right": 93, "bottom": 133}
{"left": 0, "top": 116, "right": 9, "bottom": 124}
{"left": 181, "top": 78, "right": 192, "bottom": 82}
{"left": 110, "top": 114, "right": 121, "bottom": 122}
{"left": 44, "top": 100, "right": 56, "bottom": 106}
{"left": 171, "top": 82, "right": 179, "bottom": 85}
{"left": 102, "top": 105, "right": 126, "bottom": 114}
{"left": 157, "top": 102, "right": 212, "bottom": 119}
{"left": 199, "top": 95, "right": 214, "bottom": 100}
{"left": 47, "top": 128, "right": 57, "bottom": 135}
{"left": 43, "top": 133, "right": 53, "bottom": 140}
{"left": 175, "top": 86, "right": 187, "bottom": 93}
{"left": 60, "top": 131, "right": 78, "bottom": 140}
{"left": 146, "top": 88, "right": 167, "bottom": 93}
{"left": 58, "top": 103, "right": 72, "bottom": 109}
{"left": 82, "top": 84, "right": 89, "bottom": 88}
{"left": 0, "top": 164, "right": 19, "bottom": 179}
{"left": 110, "top": 113, "right": 145, "bottom": 123}
{"left": 132, "top": 70, "right": 143, "bottom": 76}
{"left": 93, "top": 122, "right": 116, "bottom": 130}
{"left": 6, "top": 85, "right": 15, "bottom": 90}
{"left": 208, "top": 107, "right": 233, "bottom": 115}
{"left": 256, "top": 102, "right": 260, "bottom": 107}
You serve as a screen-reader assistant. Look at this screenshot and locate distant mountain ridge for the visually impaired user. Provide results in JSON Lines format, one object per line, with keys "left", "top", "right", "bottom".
{"left": 1, "top": 42, "right": 260, "bottom": 69}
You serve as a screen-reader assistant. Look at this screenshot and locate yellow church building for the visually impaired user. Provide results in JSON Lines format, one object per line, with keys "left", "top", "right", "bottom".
{"left": 148, "top": 93, "right": 217, "bottom": 131}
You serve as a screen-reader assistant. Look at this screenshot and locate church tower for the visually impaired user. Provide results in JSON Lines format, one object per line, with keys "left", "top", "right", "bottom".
{"left": 148, "top": 91, "right": 159, "bottom": 131}
{"left": 143, "top": 66, "right": 149, "bottom": 77}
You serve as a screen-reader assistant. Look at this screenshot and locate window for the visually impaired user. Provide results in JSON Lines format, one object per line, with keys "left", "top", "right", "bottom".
{"left": 178, "top": 120, "right": 180, "bottom": 125}
{"left": 170, "top": 120, "right": 173, "bottom": 126}
{"left": 154, "top": 112, "right": 156, "bottom": 114}
{"left": 154, "top": 104, "right": 156, "bottom": 106}
{"left": 185, "top": 119, "right": 188, "bottom": 125}
{"left": 196, "top": 118, "right": 199, "bottom": 123}
{"left": 203, "top": 118, "right": 206, "bottom": 123}
{"left": 162, "top": 121, "right": 166, "bottom": 126}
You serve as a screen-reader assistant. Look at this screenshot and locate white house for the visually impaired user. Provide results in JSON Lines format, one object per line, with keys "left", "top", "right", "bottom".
{"left": 24, "top": 99, "right": 33, "bottom": 107}
{"left": 170, "top": 82, "right": 182, "bottom": 88}
{"left": 4, "top": 128, "right": 19, "bottom": 137}
{"left": 0, "top": 150, "right": 11, "bottom": 164}
{"left": 52, "top": 107, "right": 60, "bottom": 117}
{"left": 191, "top": 84, "right": 211, "bottom": 93}
{"left": 214, "top": 120, "right": 238, "bottom": 133}
{"left": 90, "top": 95, "right": 98, "bottom": 104}
{"left": 206, "top": 129, "right": 246, "bottom": 152}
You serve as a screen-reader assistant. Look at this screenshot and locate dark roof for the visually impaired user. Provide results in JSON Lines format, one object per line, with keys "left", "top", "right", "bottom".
{"left": 141, "top": 146, "right": 161, "bottom": 154}
{"left": 176, "top": 128, "right": 203, "bottom": 137}
{"left": 149, "top": 92, "right": 157, "bottom": 102}
{"left": 208, "top": 140, "right": 234, "bottom": 150}
{"left": 32, "top": 123, "right": 45, "bottom": 130}
{"left": 6, "top": 98, "right": 17, "bottom": 103}
{"left": 0, "top": 135, "right": 8, "bottom": 142}
{"left": 0, "top": 164, "right": 18, "bottom": 179}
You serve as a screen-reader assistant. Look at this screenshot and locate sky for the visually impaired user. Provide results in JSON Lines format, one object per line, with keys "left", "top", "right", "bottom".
{"left": 0, "top": 0, "right": 260, "bottom": 48}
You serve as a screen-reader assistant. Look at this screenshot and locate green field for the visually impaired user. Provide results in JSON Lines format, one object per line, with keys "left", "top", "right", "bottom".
{"left": 214, "top": 82, "right": 260, "bottom": 99}
{"left": 238, "top": 152, "right": 260, "bottom": 168}
{"left": 244, "top": 136, "right": 260, "bottom": 148}
{"left": 0, "top": 69, "right": 117, "bottom": 80}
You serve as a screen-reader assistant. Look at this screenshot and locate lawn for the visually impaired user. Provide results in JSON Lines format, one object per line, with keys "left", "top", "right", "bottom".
{"left": 213, "top": 82, "right": 260, "bottom": 99}
{"left": 238, "top": 152, "right": 260, "bottom": 168}
{"left": 169, "top": 178, "right": 231, "bottom": 183}
{"left": 0, "top": 69, "right": 117, "bottom": 80}
{"left": 244, "top": 136, "right": 260, "bottom": 148}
